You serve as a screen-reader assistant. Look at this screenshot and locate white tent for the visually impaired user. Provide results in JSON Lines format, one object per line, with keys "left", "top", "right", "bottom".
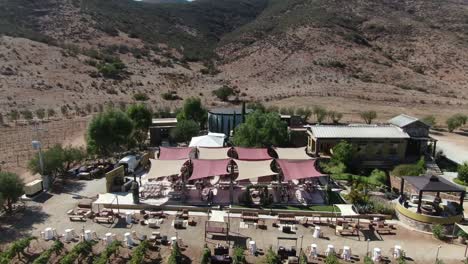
{"left": 146, "top": 159, "right": 187, "bottom": 180}
{"left": 197, "top": 147, "right": 230, "bottom": 159}
{"left": 335, "top": 204, "right": 360, "bottom": 216}
{"left": 189, "top": 133, "right": 225, "bottom": 148}
{"left": 234, "top": 159, "right": 277, "bottom": 181}
{"left": 275, "top": 147, "right": 312, "bottom": 160}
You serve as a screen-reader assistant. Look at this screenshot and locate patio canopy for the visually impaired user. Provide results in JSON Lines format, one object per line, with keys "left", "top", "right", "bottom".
{"left": 147, "top": 159, "right": 187, "bottom": 180}
{"left": 276, "top": 159, "right": 323, "bottom": 181}
{"left": 335, "top": 204, "right": 359, "bottom": 216}
{"left": 274, "top": 147, "right": 312, "bottom": 160}
{"left": 189, "top": 133, "right": 225, "bottom": 148}
{"left": 190, "top": 159, "right": 231, "bottom": 180}
{"left": 158, "top": 147, "right": 193, "bottom": 160}
{"left": 402, "top": 175, "right": 465, "bottom": 192}
{"left": 234, "top": 159, "right": 277, "bottom": 181}
{"left": 234, "top": 147, "right": 271, "bottom": 160}
{"left": 197, "top": 147, "right": 230, "bottom": 159}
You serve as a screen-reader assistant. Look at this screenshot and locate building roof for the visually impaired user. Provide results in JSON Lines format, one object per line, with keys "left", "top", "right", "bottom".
{"left": 208, "top": 108, "right": 253, "bottom": 115}
{"left": 307, "top": 125, "right": 410, "bottom": 139}
{"left": 388, "top": 114, "right": 429, "bottom": 128}
{"left": 402, "top": 175, "right": 465, "bottom": 192}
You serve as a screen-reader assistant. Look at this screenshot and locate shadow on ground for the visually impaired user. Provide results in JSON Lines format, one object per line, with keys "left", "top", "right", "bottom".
{"left": 0, "top": 205, "right": 50, "bottom": 244}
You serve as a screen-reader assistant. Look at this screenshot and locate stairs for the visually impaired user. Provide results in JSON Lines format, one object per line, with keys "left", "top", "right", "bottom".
{"left": 425, "top": 160, "right": 443, "bottom": 176}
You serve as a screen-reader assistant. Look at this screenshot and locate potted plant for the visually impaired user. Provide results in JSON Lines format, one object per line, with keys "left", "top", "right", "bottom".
{"left": 458, "top": 230, "right": 468, "bottom": 244}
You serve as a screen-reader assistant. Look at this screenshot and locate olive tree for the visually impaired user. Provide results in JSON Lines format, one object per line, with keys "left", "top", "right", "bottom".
{"left": 232, "top": 111, "right": 288, "bottom": 147}
{"left": 126, "top": 104, "right": 152, "bottom": 148}
{"left": 313, "top": 106, "right": 327, "bottom": 123}
{"left": 177, "top": 97, "right": 208, "bottom": 128}
{"left": 0, "top": 172, "right": 24, "bottom": 213}
{"left": 458, "top": 162, "right": 468, "bottom": 183}
{"left": 360, "top": 110, "right": 377, "bottom": 124}
{"left": 86, "top": 109, "right": 134, "bottom": 155}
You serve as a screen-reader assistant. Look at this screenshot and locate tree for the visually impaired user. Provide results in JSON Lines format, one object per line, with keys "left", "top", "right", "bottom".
{"left": 313, "top": 106, "right": 327, "bottom": 123}
{"left": 232, "top": 111, "right": 288, "bottom": 147}
{"left": 28, "top": 144, "right": 86, "bottom": 181}
{"left": 295, "top": 107, "right": 312, "bottom": 122}
{"left": 0, "top": 172, "right": 24, "bottom": 213}
{"left": 47, "top": 108, "right": 56, "bottom": 119}
{"left": 177, "top": 97, "right": 208, "bottom": 128}
{"left": 331, "top": 141, "right": 354, "bottom": 167}
{"left": 369, "top": 169, "right": 387, "bottom": 186}
{"left": 8, "top": 110, "right": 19, "bottom": 123}
{"left": 35, "top": 109, "right": 46, "bottom": 120}
{"left": 360, "top": 110, "right": 377, "bottom": 124}
{"left": 328, "top": 111, "right": 343, "bottom": 124}
{"left": 21, "top": 110, "right": 33, "bottom": 121}
{"left": 171, "top": 120, "right": 200, "bottom": 143}
{"left": 458, "top": 162, "right": 468, "bottom": 183}
{"left": 447, "top": 114, "right": 467, "bottom": 132}
{"left": 126, "top": 104, "right": 152, "bottom": 148}
{"left": 421, "top": 115, "right": 436, "bottom": 127}
{"left": 86, "top": 109, "right": 134, "bottom": 155}
{"left": 212, "top": 85, "right": 235, "bottom": 101}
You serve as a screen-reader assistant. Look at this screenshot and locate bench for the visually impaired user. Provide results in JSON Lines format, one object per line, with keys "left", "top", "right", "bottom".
{"left": 69, "top": 215, "right": 86, "bottom": 221}
{"left": 241, "top": 211, "right": 259, "bottom": 223}
{"left": 94, "top": 216, "right": 114, "bottom": 224}
{"left": 278, "top": 213, "right": 297, "bottom": 224}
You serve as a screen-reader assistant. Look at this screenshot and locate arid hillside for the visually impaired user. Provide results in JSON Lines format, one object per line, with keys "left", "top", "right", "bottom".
{"left": 0, "top": 0, "right": 467, "bottom": 123}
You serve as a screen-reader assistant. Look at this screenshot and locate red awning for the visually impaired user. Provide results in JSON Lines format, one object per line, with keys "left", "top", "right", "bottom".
{"left": 158, "top": 147, "right": 193, "bottom": 160}
{"left": 190, "top": 159, "right": 231, "bottom": 180}
{"left": 276, "top": 159, "right": 323, "bottom": 181}
{"left": 234, "top": 147, "right": 271, "bottom": 160}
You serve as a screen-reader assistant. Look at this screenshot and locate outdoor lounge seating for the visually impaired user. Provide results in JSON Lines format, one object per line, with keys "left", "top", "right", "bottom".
{"left": 241, "top": 211, "right": 259, "bottom": 223}
{"left": 69, "top": 214, "right": 86, "bottom": 222}
{"left": 278, "top": 213, "right": 296, "bottom": 224}
{"left": 94, "top": 216, "right": 115, "bottom": 224}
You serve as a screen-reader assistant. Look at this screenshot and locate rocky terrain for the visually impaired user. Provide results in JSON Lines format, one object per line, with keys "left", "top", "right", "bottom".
{"left": 0, "top": 0, "right": 467, "bottom": 122}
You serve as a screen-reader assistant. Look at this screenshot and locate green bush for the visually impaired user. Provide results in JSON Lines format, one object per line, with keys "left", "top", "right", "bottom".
{"left": 200, "top": 245, "right": 211, "bottom": 264}
{"left": 265, "top": 246, "right": 279, "bottom": 264}
{"left": 324, "top": 253, "right": 339, "bottom": 264}
{"left": 0, "top": 236, "right": 37, "bottom": 263}
{"left": 432, "top": 224, "right": 444, "bottom": 240}
{"left": 232, "top": 247, "right": 245, "bottom": 264}
{"left": 458, "top": 162, "right": 468, "bottom": 183}
{"left": 161, "top": 92, "right": 181, "bottom": 101}
{"left": 60, "top": 241, "right": 94, "bottom": 264}
{"left": 129, "top": 240, "right": 148, "bottom": 264}
{"left": 133, "top": 92, "right": 149, "bottom": 101}
{"left": 364, "top": 256, "right": 374, "bottom": 264}
{"left": 167, "top": 241, "right": 182, "bottom": 264}
{"left": 392, "top": 157, "right": 425, "bottom": 177}
{"left": 93, "top": 241, "right": 121, "bottom": 264}
{"left": 212, "top": 85, "right": 235, "bottom": 101}
{"left": 33, "top": 241, "right": 64, "bottom": 264}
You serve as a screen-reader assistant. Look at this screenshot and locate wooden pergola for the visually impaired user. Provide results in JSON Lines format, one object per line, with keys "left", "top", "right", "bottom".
{"left": 400, "top": 175, "right": 466, "bottom": 214}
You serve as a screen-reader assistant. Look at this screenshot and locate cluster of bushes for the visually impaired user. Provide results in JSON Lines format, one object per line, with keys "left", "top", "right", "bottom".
{"left": 212, "top": 85, "right": 235, "bottom": 101}
{"left": 33, "top": 241, "right": 64, "bottom": 264}
{"left": 129, "top": 240, "right": 148, "bottom": 264}
{"left": 93, "top": 241, "right": 121, "bottom": 264}
{"left": 0, "top": 236, "right": 37, "bottom": 264}
{"left": 391, "top": 157, "right": 425, "bottom": 177}
{"left": 133, "top": 92, "right": 149, "bottom": 101}
{"left": 455, "top": 162, "right": 468, "bottom": 186}
{"left": 59, "top": 241, "right": 95, "bottom": 264}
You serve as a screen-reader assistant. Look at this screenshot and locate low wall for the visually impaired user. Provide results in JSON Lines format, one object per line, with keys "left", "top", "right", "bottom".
{"left": 395, "top": 203, "right": 462, "bottom": 233}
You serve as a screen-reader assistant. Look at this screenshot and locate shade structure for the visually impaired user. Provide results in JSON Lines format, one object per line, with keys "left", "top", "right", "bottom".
{"left": 197, "top": 147, "right": 230, "bottom": 159}
{"left": 274, "top": 147, "right": 312, "bottom": 160}
{"left": 158, "top": 147, "right": 193, "bottom": 160}
{"left": 189, "top": 133, "right": 225, "bottom": 147}
{"left": 276, "top": 159, "right": 323, "bottom": 181}
{"left": 234, "top": 159, "right": 277, "bottom": 181}
{"left": 190, "top": 159, "right": 231, "bottom": 180}
{"left": 402, "top": 175, "right": 465, "bottom": 192}
{"left": 234, "top": 147, "right": 271, "bottom": 161}
{"left": 335, "top": 204, "right": 359, "bottom": 216}
{"left": 147, "top": 159, "right": 187, "bottom": 180}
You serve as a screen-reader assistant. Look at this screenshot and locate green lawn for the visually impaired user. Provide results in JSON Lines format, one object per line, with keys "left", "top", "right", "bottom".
{"left": 453, "top": 178, "right": 468, "bottom": 188}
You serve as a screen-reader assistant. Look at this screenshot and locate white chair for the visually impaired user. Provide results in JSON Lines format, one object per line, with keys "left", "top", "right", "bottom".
{"left": 326, "top": 245, "right": 335, "bottom": 256}
{"left": 393, "top": 245, "right": 402, "bottom": 258}
{"left": 309, "top": 244, "right": 318, "bottom": 259}
{"left": 312, "top": 226, "right": 321, "bottom": 238}
{"left": 124, "top": 232, "right": 134, "bottom": 247}
{"left": 342, "top": 246, "right": 351, "bottom": 261}
{"left": 372, "top": 248, "right": 382, "bottom": 262}
{"left": 249, "top": 241, "right": 256, "bottom": 255}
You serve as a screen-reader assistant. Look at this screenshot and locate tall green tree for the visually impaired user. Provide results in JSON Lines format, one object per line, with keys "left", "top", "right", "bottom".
{"left": 360, "top": 110, "right": 377, "bottom": 124}
{"left": 126, "top": 104, "right": 152, "bottom": 148}
{"left": 28, "top": 144, "right": 86, "bottom": 180}
{"left": 331, "top": 140, "right": 354, "bottom": 167}
{"left": 86, "top": 109, "right": 134, "bottom": 155}
{"left": 170, "top": 120, "right": 200, "bottom": 143}
{"left": 176, "top": 97, "right": 207, "bottom": 128}
{"left": 0, "top": 172, "right": 24, "bottom": 213}
{"left": 232, "top": 111, "right": 288, "bottom": 147}
{"left": 458, "top": 162, "right": 468, "bottom": 183}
